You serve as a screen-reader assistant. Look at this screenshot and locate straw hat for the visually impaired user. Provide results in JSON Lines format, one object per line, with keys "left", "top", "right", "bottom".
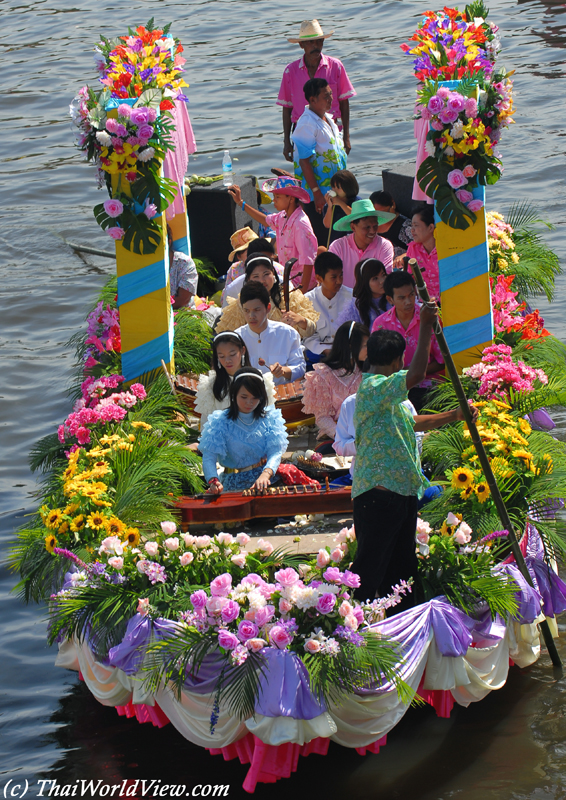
{"left": 261, "top": 176, "right": 311, "bottom": 205}
{"left": 287, "top": 20, "right": 334, "bottom": 44}
{"left": 333, "top": 199, "right": 397, "bottom": 231}
{"left": 228, "top": 227, "right": 259, "bottom": 262}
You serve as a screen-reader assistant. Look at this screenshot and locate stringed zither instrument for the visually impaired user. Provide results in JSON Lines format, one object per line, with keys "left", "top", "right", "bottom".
{"left": 176, "top": 480, "right": 351, "bottom": 527}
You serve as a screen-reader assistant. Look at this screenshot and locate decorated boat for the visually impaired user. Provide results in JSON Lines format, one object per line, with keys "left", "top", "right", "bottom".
{"left": 11, "top": 6, "right": 566, "bottom": 793}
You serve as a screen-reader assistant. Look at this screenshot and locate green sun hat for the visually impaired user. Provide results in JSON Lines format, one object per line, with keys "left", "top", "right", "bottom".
{"left": 333, "top": 198, "right": 397, "bottom": 232}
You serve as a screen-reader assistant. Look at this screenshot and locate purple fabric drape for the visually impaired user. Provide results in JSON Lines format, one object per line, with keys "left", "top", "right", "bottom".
{"left": 254, "top": 648, "right": 327, "bottom": 719}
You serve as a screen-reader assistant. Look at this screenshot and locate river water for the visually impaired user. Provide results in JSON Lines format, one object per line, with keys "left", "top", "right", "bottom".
{"left": 1, "top": 0, "right": 565, "bottom": 797}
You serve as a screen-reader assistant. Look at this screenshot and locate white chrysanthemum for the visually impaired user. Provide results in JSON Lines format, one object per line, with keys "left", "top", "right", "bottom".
{"left": 96, "top": 130, "right": 112, "bottom": 147}
{"left": 319, "top": 583, "right": 340, "bottom": 595}
{"left": 450, "top": 120, "right": 464, "bottom": 139}
{"left": 137, "top": 147, "right": 155, "bottom": 162}
{"left": 424, "top": 140, "right": 436, "bottom": 157}
{"left": 294, "top": 587, "right": 320, "bottom": 611}
{"left": 247, "top": 590, "right": 267, "bottom": 611}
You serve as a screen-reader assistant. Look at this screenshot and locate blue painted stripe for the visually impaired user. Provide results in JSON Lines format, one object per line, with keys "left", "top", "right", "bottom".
{"left": 117, "top": 259, "right": 167, "bottom": 306}
{"left": 173, "top": 235, "right": 188, "bottom": 256}
{"left": 439, "top": 240, "right": 489, "bottom": 292}
{"left": 444, "top": 311, "right": 493, "bottom": 354}
{"left": 121, "top": 313, "right": 174, "bottom": 381}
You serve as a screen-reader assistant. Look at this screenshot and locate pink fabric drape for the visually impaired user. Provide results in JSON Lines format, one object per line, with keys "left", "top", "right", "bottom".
{"left": 163, "top": 100, "right": 197, "bottom": 221}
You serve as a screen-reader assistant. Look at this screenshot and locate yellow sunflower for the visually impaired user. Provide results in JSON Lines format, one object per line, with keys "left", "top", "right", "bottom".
{"left": 62, "top": 463, "right": 77, "bottom": 481}
{"left": 70, "top": 514, "right": 86, "bottom": 533}
{"left": 45, "top": 534, "right": 58, "bottom": 553}
{"left": 518, "top": 418, "right": 532, "bottom": 436}
{"left": 460, "top": 485, "right": 475, "bottom": 500}
{"left": 475, "top": 482, "right": 490, "bottom": 503}
{"left": 92, "top": 499, "right": 112, "bottom": 507}
{"left": 105, "top": 517, "right": 127, "bottom": 536}
{"left": 87, "top": 512, "right": 107, "bottom": 530}
{"left": 491, "top": 399, "right": 512, "bottom": 410}
{"left": 100, "top": 434, "right": 121, "bottom": 445}
{"left": 512, "top": 448, "right": 533, "bottom": 464}
{"left": 58, "top": 521, "right": 69, "bottom": 535}
{"left": 131, "top": 421, "right": 152, "bottom": 430}
{"left": 123, "top": 527, "right": 140, "bottom": 547}
{"left": 39, "top": 504, "right": 49, "bottom": 521}
{"left": 64, "top": 503, "right": 79, "bottom": 516}
{"left": 451, "top": 467, "right": 474, "bottom": 491}
{"left": 45, "top": 509, "right": 63, "bottom": 530}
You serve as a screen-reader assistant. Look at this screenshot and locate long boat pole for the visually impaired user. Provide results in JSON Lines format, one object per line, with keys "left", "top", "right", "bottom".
{"left": 409, "top": 258, "right": 562, "bottom": 670}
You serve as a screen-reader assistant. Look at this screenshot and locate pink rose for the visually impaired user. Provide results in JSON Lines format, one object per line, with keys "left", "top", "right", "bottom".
{"left": 108, "top": 556, "right": 124, "bottom": 570}
{"left": 221, "top": 600, "right": 240, "bottom": 624}
{"left": 427, "top": 95, "right": 444, "bottom": 114}
{"left": 447, "top": 169, "right": 468, "bottom": 190}
{"left": 190, "top": 589, "right": 208, "bottom": 609}
{"left": 464, "top": 98, "right": 478, "bottom": 118}
{"left": 254, "top": 605, "right": 275, "bottom": 627}
{"left": 137, "top": 124, "right": 154, "bottom": 141}
{"left": 130, "top": 108, "right": 150, "bottom": 125}
{"left": 316, "top": 549, "right": 331, "bottom": 569}
{"left": 218, "top": 630, "right": 239, "bottom": 651}
{"left": 137, "top": 598, "right": 150, "bottom": 616}
{"left": 164, "top": 537, "right": 180, "bottom": 551}
{"left": 103, "top": 199, "right": 124, "bottom": 218}
{"left": 238, "top": 620, "right": 259, "bottom": 642}
{"left": 274, "top": 568, "right": 300, "bottom": 587}
{"left": 437, "top": 86, "right": 450, "bottom": 98}
{"left": 182, "top": 533, "right": 196, "bottom": 546}
{"left": 216, "top": 532, "right": 234, "bottom": 546}
{"left": 438, "top": 107, "right": 460, "bottom": 125}
{"left": 107, "top": 227, "right": 124, "bottom": 240}
{"left": 269, "top": 625, "right": 293, "bottom": 649}
{"left": 161, "top": 521, "right": 177, "bottom": 535}
{"left": 195, "top": 535, "right": 212, "bottom": 548}
{"left": 256, "top": 538, "right": 274, "bottom": 556}
{"left": 206, "top": 596, "right": 228, "bottom": 615}
{"left": 416, "top": 531, "right": 430, "bottom": 545}
{"left": 339, "top": 600, "right": 353, "bottom": 618}
{"left": 330, "top": 547, "right": 344, "bottom": 563}
{"left": 467, "top": 199, "right": 484, "bottom": 212}
{"left": 455, "top": 189, "right": 474, "bottom": 204}
{"left": 353, "top": 605, "right": 364, "bottom": 625}
{"left": 431, "top": 120, "right": 444, "bottom": 131}
{"left": 447, "top": 92, "right": 465, "bottom": 113}
{"left": 210, "top": 573, "right": 232, "bottom": 597}
{"left": 323, "top": 567, "right": 343, "bottom": 584}
{"left": 304, "top": 639, "right": 321, "bottom": 654}
{"left": 279, "top": 598, "right": 293, "bottom": 614}
{"left": 462, "top": 165, "right": 477, "bottom": 178}
{"left": 316, "top": 593, "right": 337, "bottom": 615}
{"left": 344, "top": 613, "right": 359, "bottom": 631}
{"left": 180, "top": 552, "right": 194, "bottom": 566}
{"left": 144, "top": 541, "right": 159, "bottom": 556}
{"left": 231, "top": 554, "right": 246, "bottom": 569}
{"left": 342, "top": 570, "right": 361, "bottom": 589}
{"left": 246, "top": 637, "right": 266, "bottom": 652}
{"left": 236, "top": 532, "right": 250, "bottom": 546}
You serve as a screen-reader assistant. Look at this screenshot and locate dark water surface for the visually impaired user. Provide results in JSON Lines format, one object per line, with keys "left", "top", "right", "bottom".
{"left": 1, "top": 0, "right": 566, "bottom": 796}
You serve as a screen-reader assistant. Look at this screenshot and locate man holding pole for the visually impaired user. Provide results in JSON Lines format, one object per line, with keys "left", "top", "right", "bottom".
{"left": 351, "top": 303, "right": 478, "bottom": 610}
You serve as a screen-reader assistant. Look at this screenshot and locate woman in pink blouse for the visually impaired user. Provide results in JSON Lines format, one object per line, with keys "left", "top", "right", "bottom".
{"left": 403, "top": 205, "right": 440, "bottom": 301}
{"left": 301, "top": 320, "right": 369, "bottom": 440}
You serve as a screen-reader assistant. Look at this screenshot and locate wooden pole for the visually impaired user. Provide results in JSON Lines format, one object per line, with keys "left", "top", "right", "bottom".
{"left": 409, "top": 257, "right": 562, "bottom": 670}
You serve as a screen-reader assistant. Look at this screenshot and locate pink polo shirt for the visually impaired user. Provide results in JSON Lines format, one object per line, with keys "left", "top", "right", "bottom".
{"left": 406, "top": 241, "right": 440, "bottom": 300}
{"left": 277, "top": 53, "right": 356, "bottom": 126}
{"left": 371, "top": 305, "right": 444, "bottom": 388}
{"left": 328, "top": 234, "right": 394, "bottom": 289}
{"left": 265, "top": 207, "right": 318, "bottom": 289}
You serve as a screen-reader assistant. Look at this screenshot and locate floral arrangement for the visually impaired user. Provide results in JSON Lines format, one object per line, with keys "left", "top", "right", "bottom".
{"left": 70, "top": 20, "right": 187, "bottom": 253}
{"left": 402, "top": 3, "right": 515, "bottom": 228}
{"left": 463, "top": 344, "right": 548, "bottom": 400}
{"left": 487, "top": 211, "right": 519, "bottom": 272}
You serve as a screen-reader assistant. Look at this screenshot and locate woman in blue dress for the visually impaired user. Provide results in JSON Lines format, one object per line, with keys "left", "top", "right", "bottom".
{"left": 199, "top": 367, "right": 288, "bottom": 494}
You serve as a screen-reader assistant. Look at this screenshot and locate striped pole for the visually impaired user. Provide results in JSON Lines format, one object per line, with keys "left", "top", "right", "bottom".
{"left": 435, "top": 82, "right": 494, "bottom": 373}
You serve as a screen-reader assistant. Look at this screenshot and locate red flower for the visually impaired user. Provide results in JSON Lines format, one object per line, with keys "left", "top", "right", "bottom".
{"left": 160, "top": 99, "right": 174, "bottom": 111}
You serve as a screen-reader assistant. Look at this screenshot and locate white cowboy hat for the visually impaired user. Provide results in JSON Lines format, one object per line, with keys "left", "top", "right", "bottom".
{"left": 287, "top": 20, "right": 334, "bottom": 44}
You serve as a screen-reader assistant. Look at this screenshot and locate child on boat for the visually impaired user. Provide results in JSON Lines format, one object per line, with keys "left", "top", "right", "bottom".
{"left": 199, "top": 368, "right": 288, "bottom": 494}
{"left": 336, "top": 258, "right": 389, "bottom": 329}
{"left": 350, "top": 321, "right": 478, "bottom": 608}
{"left": 301, "top": 320, "right": 368, "bottom": 440}
{"left": 302, "top": 252, "right": 353, "bottom": 363}
{"left": 235, "top": 281, "right": 306, "bottom": 385}
{"left": 194, "top": 331, "right": 276, "bottom": 428}
{"left": 371, "top": 271, "right": 443, "bottom": 412}
{"left": 217, "top": 255, "right": 318, "bottom": 338}
{"left": 228, "top": 177, "right": 318, "bottom": 292}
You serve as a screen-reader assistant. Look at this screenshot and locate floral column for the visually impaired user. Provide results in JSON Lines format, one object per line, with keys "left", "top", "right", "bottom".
{"left": 403, "top": 4, "right": 514, "bottom": 372}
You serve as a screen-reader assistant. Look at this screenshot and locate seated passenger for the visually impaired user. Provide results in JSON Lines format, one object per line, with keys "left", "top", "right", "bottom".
{"left": 194, "top": 331, "right": 276, "bottom": 428}
{"left": 167, "top": 225, "right": 198, "bottom": 310}
{"left": 371, "top": 271, "right": 444, "bottom": 411}
{"left": 336, "top": 258, "right": 388, "bottom": 329}
{"left": 370, "top": 190, "right": 413, "bottom": 257}
{"left": 199, "top": 367, "right": 288, "bottom": 495}
{"left": 303, "top": 251, "right": 353, "bottom": 363}
{"left": 223, "top": 227, "right": 260, "bottom": 297}
{"left": 235, "top": 281, "right": 306, "bottom": 385}
{"left": 329, "top": 199, "right": 396, "bottom": 288}
{"left": 402, "top": 204, "right": 439, "bottom": 301}
{"left": 228, "top": 177, "right": 317, "bottom": 292}
{"left": 216, "top": 255, "right": 319, "bottom": 338}
{"left": 222, "top": 239, "right": 284, "bottom": 307}
{"left": 301, "top": 320, "right": 368, "bottom": 440}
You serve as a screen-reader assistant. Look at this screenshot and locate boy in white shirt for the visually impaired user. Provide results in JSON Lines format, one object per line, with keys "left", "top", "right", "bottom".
{"left": 236, "top": 281, "right": 306, "bottom": 386}
{"left": 303, "top": 252, "right": 353, "bottom": 363}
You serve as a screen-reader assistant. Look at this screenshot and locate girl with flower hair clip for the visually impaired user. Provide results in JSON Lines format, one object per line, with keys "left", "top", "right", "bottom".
{"left": 194, "top": 331, "right": 276, "bottom": 428}
{"left": 199, "top": 367, "right": 288, "bottom": 495}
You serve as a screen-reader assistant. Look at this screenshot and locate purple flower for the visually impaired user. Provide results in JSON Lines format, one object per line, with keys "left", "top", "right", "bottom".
{"left": 115, "top": 123, "right": 128, "bottom": 138}
{"left": 323, "top": 567, "right": 343, "bottom": 584}
{"left": 221, "top": 600, "right": 240, "bottom": 624}
{"left": 137, "top": 124, "right": 154, "bottom": 141}
{"left": 334, "top": 626, "right": 364, "bottom": 647}
{"left": 342, "top": 570, "right": 361, "bottom": 589}
{"left": 427, "top": 95, "right": 444, "bottom": 114}
{"left": 218, "top": 630, "right": 239, "bottom": 651}
{"left": 237, "top": 620, "right": 259, "bottom": 642}
{"left": 447, "top": 92, "right": 465, "bottom": 113}
{"left": 316, "top": 593, "right": 337, "bottom": 615}
{"left": 130, "top": 108, "right": 150, "bottom": 126}
{"left": 438, "top": 107, "right": 460, "bottom": 125}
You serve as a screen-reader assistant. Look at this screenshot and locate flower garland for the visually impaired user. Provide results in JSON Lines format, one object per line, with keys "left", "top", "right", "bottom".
{"left": 70, "top": 21, "right": 187, "bottom": 254}
{"left": 402, "top": 4, "right": 514, "bottom": 229}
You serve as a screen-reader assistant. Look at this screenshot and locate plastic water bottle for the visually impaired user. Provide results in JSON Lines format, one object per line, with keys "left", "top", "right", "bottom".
{"left": 222, "top": 150, "right": 233, "bottom": 187}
